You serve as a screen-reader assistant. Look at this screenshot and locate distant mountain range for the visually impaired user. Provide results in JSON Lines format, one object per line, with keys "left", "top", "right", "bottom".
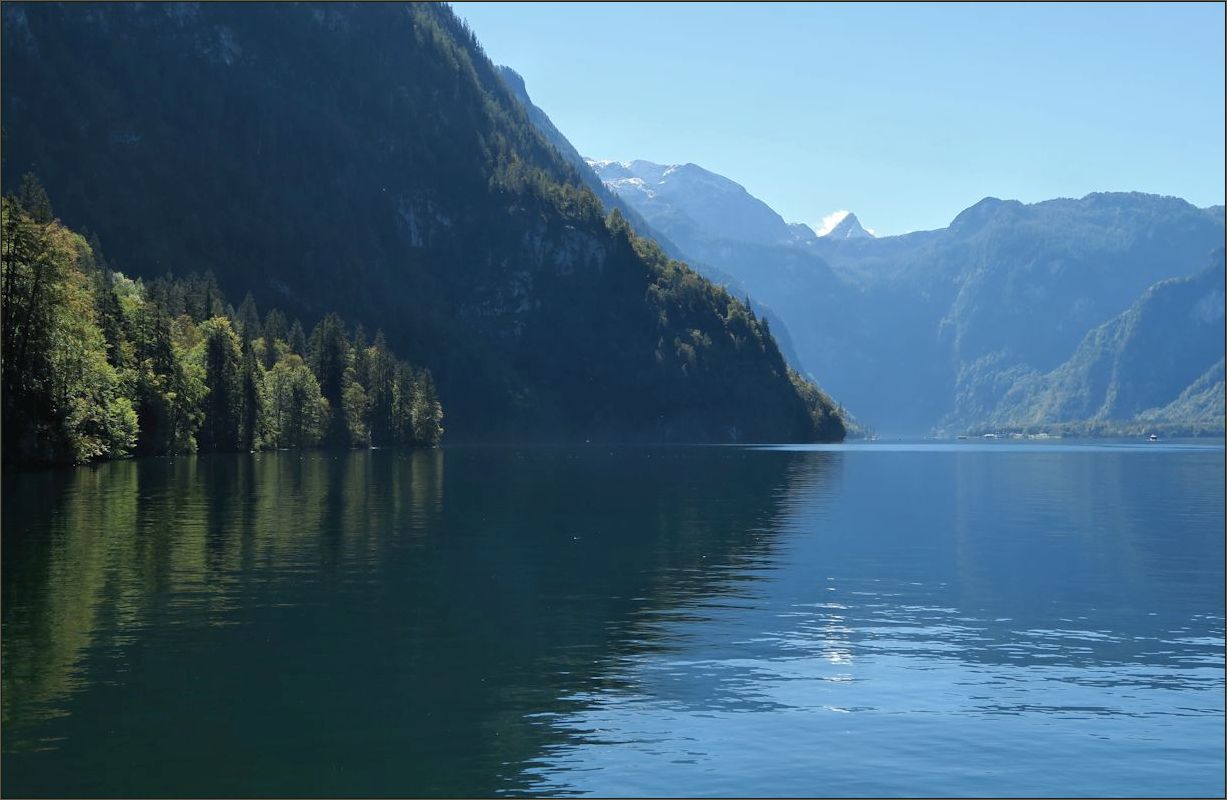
{"left": 574, "top": 148, "right": 1222, "bottom": 435}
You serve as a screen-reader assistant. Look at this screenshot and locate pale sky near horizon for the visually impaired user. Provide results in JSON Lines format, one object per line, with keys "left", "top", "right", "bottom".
{"left": 451, "top": 2, "right": 1225, "bottom": 236}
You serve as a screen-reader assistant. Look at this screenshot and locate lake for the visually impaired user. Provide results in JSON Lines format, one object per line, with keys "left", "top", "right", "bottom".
{"left": 2, "top": 442, "right": 1223, "bottom": 797}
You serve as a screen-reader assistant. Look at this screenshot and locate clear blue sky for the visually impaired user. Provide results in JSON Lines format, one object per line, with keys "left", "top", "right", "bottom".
{"left": 451, "top": 2, "right": 1225, "bottom": 236}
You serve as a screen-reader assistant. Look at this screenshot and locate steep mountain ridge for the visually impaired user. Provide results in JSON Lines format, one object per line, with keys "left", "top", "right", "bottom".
{"left": 1, "top": 3, "right": 843, "bottom": 442}
{"left": 493, "top": 67, "right": 691, "bottom": 264}
{"left": 982, "top": 249, "right": 1225, "bottom": 431}
{"left": 493, "top": 73, "right": 817, "bottom": 376}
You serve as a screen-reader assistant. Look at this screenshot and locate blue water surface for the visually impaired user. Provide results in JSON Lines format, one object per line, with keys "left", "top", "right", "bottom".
{"left": 2, "top": 441, "right": 1223, "bottom": 797}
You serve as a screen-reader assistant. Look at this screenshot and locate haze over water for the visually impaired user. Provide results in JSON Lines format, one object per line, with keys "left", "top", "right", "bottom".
{"left": 2, "top": 442, "right": 1223, "bottom": 797}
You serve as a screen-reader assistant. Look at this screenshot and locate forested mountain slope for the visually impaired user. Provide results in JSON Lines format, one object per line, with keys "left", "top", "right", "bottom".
{"left": 0, "top": 3, "right": 843, "bottom": 443}
{"left": 496, "top": 67, "right": 814, "bottom": 379}
{"left": 981, "top": 249, "right": 1225, "bottom": 434}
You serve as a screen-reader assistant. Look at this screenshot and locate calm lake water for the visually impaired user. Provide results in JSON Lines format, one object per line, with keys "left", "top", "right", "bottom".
{"left": 2, "top": 442, "right": 1223, "bottom": 797}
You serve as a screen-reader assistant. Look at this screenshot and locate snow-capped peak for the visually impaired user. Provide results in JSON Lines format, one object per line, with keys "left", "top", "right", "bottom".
{"left": 816, "top": 210, "right": 875, "bottom": 239}
{"left": 584, "top": 157, "right": 672, "bottom": 186}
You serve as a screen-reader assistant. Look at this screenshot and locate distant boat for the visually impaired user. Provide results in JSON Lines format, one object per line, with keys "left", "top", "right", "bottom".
{"left": 1148, "top": 434, "right": 1159, "bottom": 442}
{"left": 956, "top": 435, "right": 968, "bottom": 440}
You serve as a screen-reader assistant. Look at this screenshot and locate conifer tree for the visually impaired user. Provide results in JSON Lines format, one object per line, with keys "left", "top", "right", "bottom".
{"left": 411, "top": 369, "right": 444, "bottom": 446}
{"left": 240, "top": 339, "right": 263, "bottom": 451}
{"left": 197, "top": 317, "right": 244, "bottom": 452}
{"left": 129, "top": 301, "right": 206, "bottom": 455}
{"left": 366, "top": 331, "right": 397, "bottom": 445}
{"left": 260, "top": 309, "right": 288, "bottom": 369}
{"left": 17, "top": 172, "right": 53, "bottom": 224}
{"left": 236, "top": 292, "right": 262, "bottom": 343}
{"left": 287, "top": 319, "right": 308, "bottom": 356}
{"left": 263, "top": 308, "right": 288, "bottom": 346}
{"left": 308, "top": 313, "right": 350, "bottom": 445}
{"left": 351, "top": 324, "right": 369, "bottom": 387}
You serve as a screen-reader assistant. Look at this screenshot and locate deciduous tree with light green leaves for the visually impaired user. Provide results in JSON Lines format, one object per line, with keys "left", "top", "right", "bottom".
{"left": 2, "top": 178, "right": 445, "bottom": 468}
{"left": 2, "top": 183, "right": 138, "bottom": 465}
{"left": 264, "top": 355, "right": 329, "bottom": 449}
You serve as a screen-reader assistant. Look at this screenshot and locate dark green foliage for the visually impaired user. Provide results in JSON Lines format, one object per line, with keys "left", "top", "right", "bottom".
{"left": 197, "top": 317, "right": 244, "bottom": 452}
{"left": 2, "top": 188, "right": 444, "bottom": 467}
{"left": 240, "top": 340, "right": 263, "bottom": 452}
{"left": 143, "top": 270, "right": 227, "bottom": 323}
{"left": 126, "top": 298, "right": 206, "bottom": 456}
{"left": 366, "top": 332, "right": 397, "bottom": 446}
{"left": 788, "top": 369, "right": 847, "bottom": 443}
{"left": 341, "top": 377, "right": 371, "bottom": 448}
{"left": 92, "top": 269, "right": 128, "bottom": 369}
{"left": 262, "top": 309, "right": 288, "bottom": 365}
{"left": 411, "top": 369, "right": 445, "bottom": 447}
{"left": 351, "top": 325, "right": 370, "bottom": 386}
{"left": 17, "top": 173, "right": 52, "bottom": 224}
{"left": 392, "top": 363, "right": 417, "bottom": 447}
{"left": 307, "top": 313, "right": 350, "bottom": 444}
{"left": 1, "top": 188, "right": 137, "bottom": 465}
{"left": 263, "top": 309, "right": 288, "bottom": 345}
{"left": 0, "top": 3, "right": 843, "bottom": 443}
{"left": 236, "top": 292, "right": 262, "bottom": 343}
{"left": 287, "top": 321, "right": 307, "bottom": 359}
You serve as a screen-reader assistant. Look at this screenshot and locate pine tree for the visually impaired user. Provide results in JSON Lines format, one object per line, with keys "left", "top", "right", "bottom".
{"left": 185, "top": 271, "right": 225, "bottom": 322}
{"left": 240, "top": 339, "right": 263, "bottom": 451}
{"left": 308, "top": 313, "right": 350, "bottom": 446}
{"left": 93, "top": 273, "right": 130, "bottom": 370}
{"left": 392, "top": 362, "right": 417, "bottom": 446}
{"left": 287, "top": 319, "right": 307, "bottom": 356}
{"left": 411, "top": 368, "right": 444, "bottom": 446}
{"left": 196, "top": 316, "right": 244, "bottom": 452}
{"left": 351, "top": 324, "right": 369, "bottom": 386}
{"left": 260, "top": 309, "right": 288, "bottom": 369}
{"left": 130, "top": 301, "right": 205, "bottom": 455}
{"left": 17, "top": 172, "right": 53, "bottom": 224}
{"left": 236, "top": 292, "right": 262, "bottom": 343}
{"left": 366, "top": 332, "right": 397, "bottom": 445}
{"left": 263, "top": 308, "right": 288, "bottom": 345}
